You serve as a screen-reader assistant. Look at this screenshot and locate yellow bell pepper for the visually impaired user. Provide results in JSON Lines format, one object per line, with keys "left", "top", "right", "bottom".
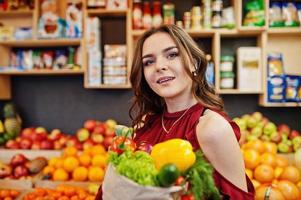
{"left": 150, "top": 139, "right": 196, "bottom": 172}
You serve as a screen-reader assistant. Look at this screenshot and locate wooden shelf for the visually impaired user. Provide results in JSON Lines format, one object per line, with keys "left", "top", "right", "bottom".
{"left": 0, "top": 10, "right": 33, "bottom": 17}
{"left": 0, "top": 69, "right": 84, "bottom": 76}
{"left": 218, "top": 89, "right": 263, "bottom": 94}
{"left": 87, "top": 9, "right": 127, "bottom": 16}
{"left": 259, "top": 102, "right": 301, "bottom": 107}
{"left": 0, "top": 38, "right": 82, "bottom": 47}
{"left": 85, "top": 84, "right": 131, "bottom": 89}
{"left": 268, "top": 27, "right": 301, "bottom": 35}
{"left": 238, "top": 26, "right": 266, "bottom": 32}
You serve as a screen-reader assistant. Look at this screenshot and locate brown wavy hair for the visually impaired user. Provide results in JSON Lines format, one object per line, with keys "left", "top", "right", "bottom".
{"left": 129, "top": 25, "right": 224, "bottom": 128}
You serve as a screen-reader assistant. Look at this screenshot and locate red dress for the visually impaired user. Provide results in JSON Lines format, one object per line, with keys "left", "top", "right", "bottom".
{"left": 133, "top": 103, "right": 254, "bottom": 199}
{"left": 96, "top": 103, "right": 255, "bottom": 199}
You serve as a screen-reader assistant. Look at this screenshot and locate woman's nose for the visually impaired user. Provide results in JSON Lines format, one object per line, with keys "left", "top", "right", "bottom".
{"left": 155, "top": 57, "right": 167, "bottom": 72}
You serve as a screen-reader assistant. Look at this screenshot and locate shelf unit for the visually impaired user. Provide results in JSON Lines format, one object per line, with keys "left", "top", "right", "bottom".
{"left": 0, "top": 0, "right": 300, "bottom": 107}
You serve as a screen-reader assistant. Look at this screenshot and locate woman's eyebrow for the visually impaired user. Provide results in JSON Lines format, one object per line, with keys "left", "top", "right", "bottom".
{"left": 142, "top": 46, "right": 178, "bottom": 59}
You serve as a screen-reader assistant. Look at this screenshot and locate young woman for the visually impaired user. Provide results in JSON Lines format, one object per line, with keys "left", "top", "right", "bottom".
{"left": 97, "top": 25, "right": 254, "bottom": 199}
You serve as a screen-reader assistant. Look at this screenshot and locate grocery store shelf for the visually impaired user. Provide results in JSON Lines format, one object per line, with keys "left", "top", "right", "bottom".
{"left": 0, "top": 38, "right": 82, "bottom": 47}
{"left": 259, "top": 102, "right": 300, "bottom": 107}
{"left": 0, "top": 69, "right": 84, "bottom": 75}
{"left": 238, "top": 26, "right": 266, "bottom": 32}
{"left": 87, "top": 9, "right": 127, "bottom": 16}
{"left": 85, "top": 84, "right": 131, "bottom": 89}
{"left": 268, "top": 27, "right": 301, "bottom": 35}
{"left": 218, "top": 89, "right": 263, "bottom": 94}
{"left": 0, "top": 10, "right": 33, "bottom": 17}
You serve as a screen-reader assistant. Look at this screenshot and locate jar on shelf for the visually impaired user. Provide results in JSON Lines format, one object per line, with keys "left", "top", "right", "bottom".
{"left": 183, "top": 11, "right": 191, "bottom": 30}
{"left": 163, "top": 2, "right": 175, "bottom": 25}
{"left": 220, "top": 71, "right": 235, "bottom": 89}
{"left": 142, "top": 1, "right": 152, "bottom": 29}
{"left": 220, "top": 55, "right": 234, "bottom": 72}
{"left": 132, "top": 0, "right": 143, "bottom": 29}
{"left": 152, "top": 1, "right": 163, "bottom": 28}
{"left": 191, "top": 6, "right": 202, "bottom": 30}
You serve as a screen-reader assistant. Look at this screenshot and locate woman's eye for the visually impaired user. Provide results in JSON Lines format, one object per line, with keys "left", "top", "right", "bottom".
{"left": 167, "top": 52, "right": 178, "bottom": 59}
{"left": 142, "top": 59, "right": 154, "bottom": 67}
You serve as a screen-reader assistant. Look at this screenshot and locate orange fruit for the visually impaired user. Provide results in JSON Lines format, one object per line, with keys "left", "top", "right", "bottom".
{"left": 90, "top": 145, "right": 106, "bottom": 156}
{"left": 246, "top": 169, "right": 253, "bottom": 179}
{"left": 263, "top": 142, "right": 278, "bottom": 154}
{"left": 0, "top": 190, "right": 10, "bottom": 198}
{"left": 254, "top": 164, "right": 274, "bottom": 183}
{"left": 276, "top": 155, "right": 289, "bottom": 167}
{"left": 279, "top": 165, "right": 301, "bottom": 183}
{"left": 48, "top": 157, "right": 59, "bottom": 167}
{"left": 260, "top": 152, "right": 277, "bottom": 168}
{"left": 43, "top": 166, "right": 55, "bottom": 175}
{"left": 274, "top": 166, "right": 284, "bottom": 179}
{"left": 72, "top": 167, "right": 88, "bottom": 181}
{"left": 91, "top": 155, "right": 107, "bottom": 168}
{"left": 55, "top": 158, "right": 64, "bottom": 169}
{"left": 251, "top": 179, "right": 261, "bottom": 189}
{"left": 249, "top": 140, "right": 265, "bottom": 154}
{"left": 64, "top": 146, "right": 78, "bottom": 157}
{"left": 63, "top": 156, "right": 80, "bottom": 172}
{"left": 277, "top": 180, "right": 300, "bottom": 200}
{"left": 255, "top": 185, "right": 285, "bottom": 200}
{"left": 243, "top": 149, "right": 261, "bottom": 169}
{"left": 88, "top": 167, "right": 104, "bottom": 182}
{"left": 78, "top": 154, "right": 91, "bottom": 167}
{"left": 53, "top": 168, "right": 69, "bottom": 181}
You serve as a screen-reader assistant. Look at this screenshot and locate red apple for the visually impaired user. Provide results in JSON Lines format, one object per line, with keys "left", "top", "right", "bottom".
{"left": 289, "top": 130, "right": 301, "bottom": 140}
{"left": 0, "top": 164, "right": 12, "bottom": 178}
{"left": 40, "top": 140, "right": 54, "bottom": 150}
{"left": 10, "top": 154, "right": 28, "bottom": 167}
{"left": 59, "top": 136, "right": 68, "bottom": 146}
{"left": 15, "top": 137, "right": 22, "bottom": 143}
{"left": 84, "top": 120, "right": 97, "bottom": 132}
{"left": 105, "top": 129, "right": 115, "bottom": 137}
{"left": 270, "top": 132, "right": 282, "bottom": 144}
{"left": 83, "top": 139, "right": 95, "bottom": 150}
{"left": 93, "top": 124, "right": 106, "bottom": 135}
{"left": 13, "top": 165, "right": 29, "bottom": 179}
{"left": 91, "top": 133, "right": 104, "bottom": 144}
{"left": 66, "top": 136, "right": 79, "bottom": 147}
{"left": 49, "top": 129, "right": 62, "bottom": 141}
{"left": 31, "top": 141, "right": 41, "bottom": 150}
{"left": 35, "top": 127, "right": 47, "bottom": 134}
{"left": 75, "top": 142, "right": 83, "bottom": 150}
{"left": 103, "top": 136, "right": 114, "bottom": 149}
{"left": 19, "top": 138, "right": 32, "bottom": 149}
{"left": 76, "top": 128, "right": 90, "bottom": 142}
{"left": 5, "top": 140, "right": 20, "bottom": 149}
{"left": 277, "top": 124, "right": 291, "bottom": 136}
{"left": 21, "top": 127, "right": 35, "bottom": 140}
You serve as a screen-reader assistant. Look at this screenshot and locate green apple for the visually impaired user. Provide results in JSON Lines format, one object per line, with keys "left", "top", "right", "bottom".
{"left": 233, "top": 118, "right": 247, "bottom": 131}
{"left": 76, "top": 128, "right": 90, "bottom": 142}
{"left": 252, "top": 112, "right": 263, "bottom": 122}
{"left": 246, "top": 134, "right": 258, "bottom": 142}
{"left": 260, "top": 135, "right": 271, "bottom": 142}
{"left": 105, "top": 119, "right": 117, "bottom": 129}
{"left": 263, "top": 122, "right": 277, "bottom": 136}
{"left": 251, "top": 126, "right": 263, "bottom": 137}
{"left": 247, "top": 117, "right": 258, "bottom": 129}
{"left": 278, "top": 142, "right": 290, "bottom": 153}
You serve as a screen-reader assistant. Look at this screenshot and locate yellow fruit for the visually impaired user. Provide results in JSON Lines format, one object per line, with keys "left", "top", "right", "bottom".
{"left": 63, "top": 146, "right": 78, "bottom": 157}
{"left": 43, "top": 166, "right": 55, "bottom": 175}
{"left": 246, "top": 169, "right": 253, "bottom": 179}
{"left": 63, "top": 156, "right": 79, "bottom": 172}
{"left": 72, "top": 167, "right": 88, "bottom": 181}
{"left": 243, "top": 149, "right": 260, "bottom": 170}
{"left": 48, "top": 157, "right": 59, "bottom": 167}
{"left": 53, "top": 168, "right": 69, "bottom": 181}
{"left": 90, "top": 145, "right": 106, "bottom": 156}
{"left": 88, "top": 167, "right": 104, "bottom": 182}
{"left": 251, "top": 179, "right": 261, "bottom": 189}
{"left": 92, "top": 155, "right": 107, "bottom": 168}
{"left": 279, "top": 165, "right": 301, "bottom": 183}
{"left": 54, "top": 158, "right": 64, "bottom": 169}
{"left": 105, "top": 119, "right": 117, "bottom": 129}
{"left": 78, "top": 154, "right": 91, "bottom": 167}
{"left": 274, "top": 166, "right": 284, "bottom": 179}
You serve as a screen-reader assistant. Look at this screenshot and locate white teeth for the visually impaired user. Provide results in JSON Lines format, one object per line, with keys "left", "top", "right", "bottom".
{"left": 157, "top": 77, "right": 175, "bottom": 84}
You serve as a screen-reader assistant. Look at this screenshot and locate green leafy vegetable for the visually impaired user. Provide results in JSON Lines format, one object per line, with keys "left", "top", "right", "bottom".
{"left": 185, "top": 150, "right": 221, "bottom": 200}
{"left": 109, "top": 150, "right": 159, "bottom": 186}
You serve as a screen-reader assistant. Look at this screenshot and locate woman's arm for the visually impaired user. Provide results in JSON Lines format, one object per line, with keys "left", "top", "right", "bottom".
{"left": 196, "top": 110, "right": 248, "bottom": 192}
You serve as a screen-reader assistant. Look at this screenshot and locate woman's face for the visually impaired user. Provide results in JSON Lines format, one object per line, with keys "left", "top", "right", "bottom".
{"left": 142, "top": 32, "right": 194, "bottom": 100}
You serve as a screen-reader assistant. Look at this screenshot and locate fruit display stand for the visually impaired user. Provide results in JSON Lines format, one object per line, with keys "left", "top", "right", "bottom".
{"left": 0, "top": 179, "right": 32, "bottom": 200}
{"left": 34, "top": 179, "right": 101, "bottom": 189}
{"left": 0, "top": 149, "right": 61, "bottom": 163}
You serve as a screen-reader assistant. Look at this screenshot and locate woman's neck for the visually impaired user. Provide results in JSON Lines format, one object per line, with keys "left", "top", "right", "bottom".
{"left": 164, "top": 96, "right": 198, "bottom": 113}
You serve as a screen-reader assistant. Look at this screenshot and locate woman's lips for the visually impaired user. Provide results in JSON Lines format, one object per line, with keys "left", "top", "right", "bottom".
{"left": 156, "top": 76, "right": 175, "bottom": 84}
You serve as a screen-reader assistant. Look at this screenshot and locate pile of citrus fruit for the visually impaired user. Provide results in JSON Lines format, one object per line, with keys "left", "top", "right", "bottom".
{"left": 0, "top": 189, "right": 20, "bottom": 200}
{"left": 22, "top": 185, "right": 95, "bottom": 200}
{"left": 241, "top": 140, "right": 301, "bottom": 200}
{"left": 43, "top": 145, "right": 108, "bottom": 182}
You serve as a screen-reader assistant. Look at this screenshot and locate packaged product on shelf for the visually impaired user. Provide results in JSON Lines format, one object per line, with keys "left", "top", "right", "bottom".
{"left": 203, "top": 0, "right": 212, "bottom": 29}
{"left": 211, "top": 0, "right": 223, "bottom": 28}
{"left": 163, "top": 2, "right": 175, "bottom": 25}
{"left": 88, "top": 50, "right": 102, "bottom": 86}
{"left": 191, "top": 6, "right": 202, "bottom": 30}
{"left": 297, "top": 3, "right": 301, "bottom": 25}
{"left": 0, "top": 26, "right": 14, "bottom": 41}
{"left": 222, "top": 7, "right": 235, "bottom": 29}
{"left": 33, "top": 50, "right": 43, "bottom": 69}
{"left": 66, "top": 0, "right": 83, "bottom": 38}
{"left": 38, "top": 0, "right": 66, "bottom": 38}
{"left": 53, "top": 49, "right": 68, "bottom": 69}
{"left": 220, "top": 71, "right": 235, "bottom": 89}
{"left": 88, "top": 0, "right": 105, "bottom": 8}
{"left": 152, "top": 1, "right": 163, "bottom": 28}
{"left": 183, "top": 11, "right": 191, "bottom": 30}
{"left": 205, "top": 54, "right": 214, "bottom": 86}
{"left": 132, "top": 0, "right": 143, "bottom": 29}
{"left": 23, "top": 50, "right": 33, "bottom": 70}
{"left": 106, "top": 0, "right": 127, "bottom": 10}
{"left": 220, "top": 55, "right": 234, "bottom": 72}
{"left": 298, "top": 79, "right": 301, "bottom": 102}
{"left": 176, "top": 21, "right": 183, "bottom": 29}
{"left": 14, "top": 27, "right": 32, "bottom": 40}
{"left": 66, "top": 47, "right": 76, "bottom": 69}
{"left": 282, "top": 2, "right": 299, "bottom": 27}
{"left": 243, "top": 0, "right": 265, "bottom": 27}
{"left": 269, "top": 2, "right": 284, "bottom": 27}
{"left": 42, "top": 51, "right": 54, "bottom": 69}
{"left": 86, "top": 17, "right": 101, "bottom": 51}
{"left": 142, "top": 1, "right": 152, "bottom": 30}
{"left": 103, "top": 76, "right": 127, "bottom": 85}
{"left": 237, "top": 47, "right": 262, "bottom": 92}
{"left": 285, "top": 75, "right": 300, "bottom": 102}
{"left": 268, "top": 52, "right": 284, "bottom": 77}
{"left": 267, "top": 75, "right": 286, "bottom": 103}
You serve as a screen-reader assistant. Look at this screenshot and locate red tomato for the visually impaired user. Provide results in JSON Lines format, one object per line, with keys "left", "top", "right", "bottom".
{"left": 175, "top": 176, "right": 185, "bottom": 186}
{"left": 109, "top": 136, "right": 136, "bottom": 154}
{"left": 181, "top": 194, "right": 195, "bottom": 200}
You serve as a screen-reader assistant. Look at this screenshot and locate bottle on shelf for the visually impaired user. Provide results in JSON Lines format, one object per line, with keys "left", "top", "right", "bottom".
{"left": 152, "top": 1, "right": 163, "bottom": 28}
{"left": 142, "top": 1, "right": 152, "bottom": 30}
{"left": 163, "top": 2, "right": 175, "bottom": 25}
{"left": 132, "top": 0, "right": 143, "bottom": 30}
